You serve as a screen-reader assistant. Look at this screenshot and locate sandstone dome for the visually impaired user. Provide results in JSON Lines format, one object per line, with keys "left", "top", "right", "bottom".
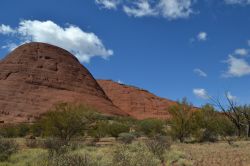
{"left": 0, "top": 42, "right": 127, "bottom": 123}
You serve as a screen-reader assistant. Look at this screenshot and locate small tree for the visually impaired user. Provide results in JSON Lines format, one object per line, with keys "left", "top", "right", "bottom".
{"left": 40, "top": 103, "right": 98, "bottom": 141}
{"left": 168, "top": 98, "right": 194, "bottom": 142}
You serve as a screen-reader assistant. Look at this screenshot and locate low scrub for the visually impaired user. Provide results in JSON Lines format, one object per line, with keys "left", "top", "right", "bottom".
{"left": 0, "top": 139, "right": 18, "bottom": 161}
{"left": 113, "top": 142, "right": 161, "bottom": 166}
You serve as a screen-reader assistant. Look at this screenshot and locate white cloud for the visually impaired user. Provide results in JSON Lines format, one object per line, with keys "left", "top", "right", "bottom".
{"left": 193, "top": 68, "right": 207, "bottom": 77}
{"left": 225, "top": 0, "right": 250, "bottom": 5}
{"left": 157, "top": 0, "right": 193, "bottom": 19}
{"left": 227, "top": 92, "right": 237, "bottom": 101}
{"left": 193, "top": 88, "right": 209, "bottom": 99}
{"left": 123, "top": 0, "right": 157, "bottom": 17}
{"left": 0, "top": 25, "right": 15, "bottom": 35}
{"left": 95, "top": 0, "right": 120, "bottom": 9}
{"left": 234, "top": 48, "right": 248, "bottom": 56}
{"left": 223, "top": 55, "right": 250, "bottom": 77}
{"left": 96, "top": 0, "right": 195, "bottom": 20}
{"left": 0, "top": 20, "right": 113, "bottom": 63}
{"left": 197, "top": 32, "right": 207, "bottom": 41}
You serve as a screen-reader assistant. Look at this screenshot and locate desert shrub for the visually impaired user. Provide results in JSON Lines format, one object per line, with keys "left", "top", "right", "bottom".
{"left": 25, "top": 138, "right": 44, "bottom": 148}
{"left": 0, "top": 139, "right": 18, "bottom": 161}
{"left": 117, "top": 133, "right": 136, "bottom": 144}
{"left": 48, "top": 153, "right": 91, "bottom": 166}
{"left": 31, "top": 123, "right": 43, "bottom": 137}
{"left": 39, "top": 103, "right": 99, "bottom": 141}
{"left": 0, "top": 125, "right": 18, "bottom": 138}
{"left": 146, "top": 135, "right": 171, "bottom": 163}
{"left": 25, "top": 139, "right": 38, "bottom": 148}
{"left": 107, "top": 122, "right": 130, "bottom": 138}
{"left": 88, "top": 121, "right": 109, "bottom": 139}
{"left": 47, "top": 147, "right": 113, "bottom": 166}
{"left": 43, "top": 138, "right": 69, "bottom": 156}
{"left": 113, "top": 142, "right": 161, "bottom": 166}
{"left": 137, "top": 119, "right": 165, "bottom": 137}
{"left": 191, "top": 105, "right": 220, "bottom": 142}
{"left": 168, "top": 98, "right": 194, "bottom": 142}
{"left": 165, "top": 150, "right": 193, "bottom": 166}
{"left": 0, "top": 123, "right": 32, "bottom": 138}
{"left": 16, "top": 123, "right": 30, "bottom": 137}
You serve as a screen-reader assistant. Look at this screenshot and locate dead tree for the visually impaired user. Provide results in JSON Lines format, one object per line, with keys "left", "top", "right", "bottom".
{"left": 210, "top": 93, "right": 244, "bottom": 137}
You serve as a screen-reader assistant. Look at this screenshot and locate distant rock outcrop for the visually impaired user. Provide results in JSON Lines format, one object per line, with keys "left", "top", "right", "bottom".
{"left": 0, "top": 42, "right": 127, "bottom": 123}
{"left": 98, "top": 80, "right": 177, "bottom": 119}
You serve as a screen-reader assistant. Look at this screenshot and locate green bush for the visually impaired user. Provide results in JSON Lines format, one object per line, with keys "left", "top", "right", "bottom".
{"left": 39, "top": 103, "right": 99, "bottom": 141}
{"left": 0, "top": 139, "right": 18, "bottom": 161}
{"left": 107, "top": 122, "right": 130, "bottom": 138}
{"left": 113, "top": 142, "right": 161, "bottom": 166}
{"left": 0, "top": 123, "right": 31, "bottom": 138}
{"left": 137, "top": 119, "right": 165, "bottom": 137}
{"left": 0, "top": 125, "right": 18, "bottom": 138}
{"left": 88, "top": 121, "right": 109, "bottom": 139}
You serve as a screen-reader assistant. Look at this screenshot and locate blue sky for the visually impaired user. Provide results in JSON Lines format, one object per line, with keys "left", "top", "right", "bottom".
{"left": 0, "top": 0, "right": 250, "bottom": 106}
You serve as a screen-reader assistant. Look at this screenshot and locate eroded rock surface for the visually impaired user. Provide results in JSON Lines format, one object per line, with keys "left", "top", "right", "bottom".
{"left": 0, "top": 42, "right": 127, "bottom": 123}
{"left": 98, "top": 80, "right": 177, "bottom": 119}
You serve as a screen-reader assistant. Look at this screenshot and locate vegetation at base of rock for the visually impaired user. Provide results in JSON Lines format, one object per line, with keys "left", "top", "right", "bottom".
{"left": 0, "top": 139, "right": 18, "bottom": 161}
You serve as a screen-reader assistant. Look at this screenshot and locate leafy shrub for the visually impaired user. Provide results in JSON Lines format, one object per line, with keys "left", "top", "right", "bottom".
{"left": 16, "top": 123, "right": 30, "bottom": 137}
{"left": 113, "top": 142, "right": 161, "bottom": 166}
{"left": 117, "top": 133, "right": 136, "bottom": 144}
{"left": 0, "top": 124, "right": 31, "bottom": 138}
{"left": 39, "top": 103, "right": 99, "bottom": 141}
{"left": 0, "top": 139, "right": 18, "bottom": 161}
{"left": 0, "top": 125, "right": 18, "bottom": 138}
{"left": 137, "top": 119, "right": 165, "bottom": 137}
{"left": 88, "top": 121, "right": 109, "bottom": 139}
{"left": 107, "top": 122, "right": 130, "bottom": 138}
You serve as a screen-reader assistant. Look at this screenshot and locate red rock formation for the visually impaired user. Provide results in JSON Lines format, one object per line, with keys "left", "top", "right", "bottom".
{"left": 0, "top": 42, "right": 127, "bottom": 123}
{"left": 98, "top": 80, "right": 177, "bottom": 119}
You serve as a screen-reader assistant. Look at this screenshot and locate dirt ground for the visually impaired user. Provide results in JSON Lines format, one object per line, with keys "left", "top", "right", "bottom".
{"left": 173, "top": 141, "right": 250, "bottom": 166}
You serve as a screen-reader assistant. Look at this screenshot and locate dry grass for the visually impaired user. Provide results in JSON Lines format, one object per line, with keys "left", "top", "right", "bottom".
{"left": 173, "top": 141, "right": 250, "bottom": 166}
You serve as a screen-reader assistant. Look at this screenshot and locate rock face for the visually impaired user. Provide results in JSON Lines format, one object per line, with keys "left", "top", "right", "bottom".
{"left": 0, "top": 42, "right": 127, "bottom": 123}
{"left": 97, "top": 80, "right": 177, "bottom": 119}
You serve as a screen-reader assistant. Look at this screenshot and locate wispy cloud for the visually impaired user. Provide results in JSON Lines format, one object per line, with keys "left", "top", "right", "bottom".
{"left": 234, "top": 48, "right": 248, "bottom": 56}
{"left": 95, "top": 0, "right": 120, "bottom": 9}
{"left": 96, "top": 0, "right": 195, "bottom": 20}
{"left": 193, "top": 88, "right": 209, "bottom": 99}
{"left": 227, "top": 91, "right": 237, "bottom": 101}
{"left": 0, "top": 25, "right": 15, "bottom": 35}
{"left": 123, "top": 1, "right": 157, "bottom": 17}
{"left": 193, "top": 68, "right": 207, "bottom": 77}
{"left": 225, "top": 0, "right": 250, "bottom": 5}
{"left": 0, "top": 20, "right": 113, "bottom": 63}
